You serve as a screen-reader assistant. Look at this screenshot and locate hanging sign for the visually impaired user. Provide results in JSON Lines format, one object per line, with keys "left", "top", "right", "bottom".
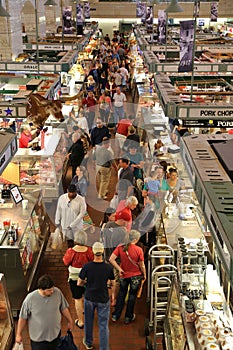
{"left": 178, "top": 20, "right": 195, "bottom": 73}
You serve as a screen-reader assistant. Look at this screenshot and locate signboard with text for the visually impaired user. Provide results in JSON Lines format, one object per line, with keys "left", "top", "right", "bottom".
{"left": 178, "top": 106, "right": 233, "bottom": 120}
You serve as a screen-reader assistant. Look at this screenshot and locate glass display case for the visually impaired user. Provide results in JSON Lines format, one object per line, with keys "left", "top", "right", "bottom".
{"left": 0, "top": 190, "right": 50, "bottom": 317}
{"left": 4, "top": 131, "right": 68, "bottom": 200}
{"left": 164, "top": 277, "right": 189, "bottom": 350}
{"left": 0, "top": 274, "right": 14, "bottom": 350}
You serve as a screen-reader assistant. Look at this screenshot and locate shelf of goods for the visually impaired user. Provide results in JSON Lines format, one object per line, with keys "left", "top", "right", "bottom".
{"left": 0, "top": 191, "right": 50, "bottom": 317}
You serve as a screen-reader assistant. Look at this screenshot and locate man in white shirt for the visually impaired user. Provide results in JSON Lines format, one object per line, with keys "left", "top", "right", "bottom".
{"left": 113, "top": 87, "right": 127, "bottom": 125}
{"left": 55, "top": 184, "right": 86, "bottom": 247}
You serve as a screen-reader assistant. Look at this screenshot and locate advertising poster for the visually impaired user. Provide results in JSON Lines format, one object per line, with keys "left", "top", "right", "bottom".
{"left": 178, "top": 20, "right": 195, "bottom": 73}
{"left": 210, "top": 2, "right": 218, "bottom": 22}
{"left": 63, "top": 6, "right": 73, "bottom": 34}
{"left": 84, "top": 2, "right": 90, "bottom": 19}
{"left": 145, "top": 6, "right": 153, "bottom": 32}
{"left": 136, "top": 2, "right": 146, "bottom": 19}
{"left": 76, "top": 3, "right": 84, "bottom": 25}
{"left": 194, "top": 0, "right": 200, "bottom": 18}
{"left": 158, "top": 10, "right": 167, "bottom": 45}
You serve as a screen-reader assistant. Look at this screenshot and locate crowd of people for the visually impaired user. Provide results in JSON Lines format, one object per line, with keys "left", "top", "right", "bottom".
{"left": 15, "top": 30, "right": 186, "bottom": 350}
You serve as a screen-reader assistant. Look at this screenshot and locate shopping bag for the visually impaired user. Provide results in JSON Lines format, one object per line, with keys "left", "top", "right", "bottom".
{"left": 50, "top": 228, "right": 63, "bottom": 250}
{"left": 12, "top": 343, "right": 24, "bottom": 350}
{"left": 57, "top": 330, "right": 78, "bottom": 350}
{"left": 109, "top": 194, "right": 118, "bottom": 209}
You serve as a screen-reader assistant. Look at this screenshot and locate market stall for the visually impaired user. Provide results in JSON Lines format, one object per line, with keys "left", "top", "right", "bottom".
{"left": 132, "top": 58, "right": 233, "bottom": 349}
{"left": 1, "top": 130, "right": 68, "bottom": 201}
{"left": 0, "top": 190, "right": 50, "bottom": 317}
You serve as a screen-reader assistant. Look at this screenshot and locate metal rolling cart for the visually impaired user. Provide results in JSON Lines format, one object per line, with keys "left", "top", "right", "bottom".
{"left": 145, "top": 244, "right": 176, "bottom": 349}
{"left": 146, "top": 264, "right": 178, "bottom": 350}
{"left": 147, "top": 244, "right": 175, "bottom": 302}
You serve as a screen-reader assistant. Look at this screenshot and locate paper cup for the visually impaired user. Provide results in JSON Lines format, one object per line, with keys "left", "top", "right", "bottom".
{"left": 22, "top": 199, "right": 29, "bottom": 209}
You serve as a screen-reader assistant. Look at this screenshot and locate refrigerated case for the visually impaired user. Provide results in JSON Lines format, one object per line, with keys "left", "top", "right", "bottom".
{"left": 1, "top": 131, "right": 68, "bottom": 201}
{"left": 0, "top": 190, "right": 50, "bottom": 316}
{"left": 0, "top": 274, "right": 14, "bottom": 350}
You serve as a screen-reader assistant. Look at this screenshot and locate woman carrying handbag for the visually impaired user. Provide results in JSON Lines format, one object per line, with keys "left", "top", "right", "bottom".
{"left": 63, "top": 230, "right": 94, "bottom": 329}
{"left": 109, "top": 230, "right": 146, "bottom": 324}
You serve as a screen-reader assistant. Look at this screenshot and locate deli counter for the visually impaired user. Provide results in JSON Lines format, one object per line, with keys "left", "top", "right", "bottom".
{"left": 1, "top": 130, "right": 68, "bottom": 201}
{"left": 0, "top": 190, "right": 50, "bottom": 317}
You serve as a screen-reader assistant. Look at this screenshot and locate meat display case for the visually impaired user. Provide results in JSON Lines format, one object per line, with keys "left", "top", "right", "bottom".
{"left": 0, "top": 274, "right": 14, "bottom": 350}
{"left": 1, "top": 131, "right": 68, "bottom": 201}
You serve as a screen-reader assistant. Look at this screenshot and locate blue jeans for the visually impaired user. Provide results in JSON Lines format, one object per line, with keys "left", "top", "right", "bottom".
{"left": 112, "top": 275, "right": 142, "bottom": 320}
{"left": 84, "top": 298, "right": 110, "bottom": 350}
{"left": 114, "top": 106, "right": 124, "bottom": 124}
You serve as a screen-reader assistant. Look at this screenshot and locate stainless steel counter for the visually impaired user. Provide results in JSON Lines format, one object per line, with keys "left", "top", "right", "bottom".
{"left": 163, "top": 215, "right": 204, "bottom": 250}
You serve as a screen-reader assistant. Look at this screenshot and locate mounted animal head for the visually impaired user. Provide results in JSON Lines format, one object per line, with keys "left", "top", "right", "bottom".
{"left": 27, "top": 93, "right": 64, "bottom": 128}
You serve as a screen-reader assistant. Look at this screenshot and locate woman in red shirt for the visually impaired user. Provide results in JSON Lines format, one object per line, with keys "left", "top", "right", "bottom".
{"left": 109, "top": 230, "right": 146, "bottom": 324}
{"left": 63, "top": 230, "right": 94, "bottom": 328}
{"left": 19, "top": 126, "right": 33, "bottom": 148}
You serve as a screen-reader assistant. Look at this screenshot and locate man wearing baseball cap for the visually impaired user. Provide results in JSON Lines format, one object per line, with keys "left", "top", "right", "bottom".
{"left": 78, "top": 242, "right": 115, "bottom": 350}
{"left": 103, "top": 210, "right": 130, "bottom": 262}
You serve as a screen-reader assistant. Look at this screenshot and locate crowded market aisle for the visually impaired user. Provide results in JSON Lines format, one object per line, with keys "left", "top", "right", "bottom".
{"left": 14, "top": 94, "right": 160, "bottom": 350}
{"left": 15, "top": 194, "right": 152, "bottom": 350}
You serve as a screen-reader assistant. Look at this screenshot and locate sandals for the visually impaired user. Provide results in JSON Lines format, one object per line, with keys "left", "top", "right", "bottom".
{"left": 75, "top": 319, "right": 84, "bottom": 329}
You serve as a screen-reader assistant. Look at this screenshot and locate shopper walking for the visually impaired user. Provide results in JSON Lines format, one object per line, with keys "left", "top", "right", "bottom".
{"left": 63, "top": 230, "right": 94, "bottom": 329}
{"left": 70, "top": 165, "right": 89, "bottom": 197}
{"left": 94, "top": 137, "right": 114, "bottom": 200}
{"left": 113, "top": 86, "right": 127, "bottom": 124}
{"left": 15, "top": 274, "right": 73, "bottom": 350}
{"left": 117, "top": 157, "right": 135, "bottom": 202}
{"left": 109, "top": 230, "right": 146, "bottom": 324}
{"left": 67, "top": 131, "right": 85, "bottom": 178}
{"left": 55, "top": 184, "right": 86, "bottom": 247}
{"left": 90, "top": 118, "right": 111, "bottom": 148}
{"left": 116, "top": 195, "right": 138, "bottom": 232}
{"left": 78, "top": 242, "right": 115, "bottom": 350}
{"left": 82, "top": 90, "right": 97, "bottom": 130}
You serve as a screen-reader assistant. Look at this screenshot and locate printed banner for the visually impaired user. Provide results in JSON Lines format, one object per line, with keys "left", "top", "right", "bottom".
{"left": 178, "top": 20, "right": 195, "bottom": 73}
{"left": 76, "top": 3, "right": 84, "bottom": 25}
{"left": 63, "top": 6, "right": 73, "bottom": 34}
{"left": 210, "top": 2, "right": 218, "bottom": 22}
{"left": 194, "top": 0, "right": 200, "bottom": 17}
{"left": 158, "top": 10, "right": 167, "bottom": 45}
{"left": 136, "top": 2, "right": 146, "bottom": 18}
{"left": 84, "top": 2, "right": 90, "bottom": 19}
{"left": 146, "top": 6, "right": 153, "bottom": 32}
